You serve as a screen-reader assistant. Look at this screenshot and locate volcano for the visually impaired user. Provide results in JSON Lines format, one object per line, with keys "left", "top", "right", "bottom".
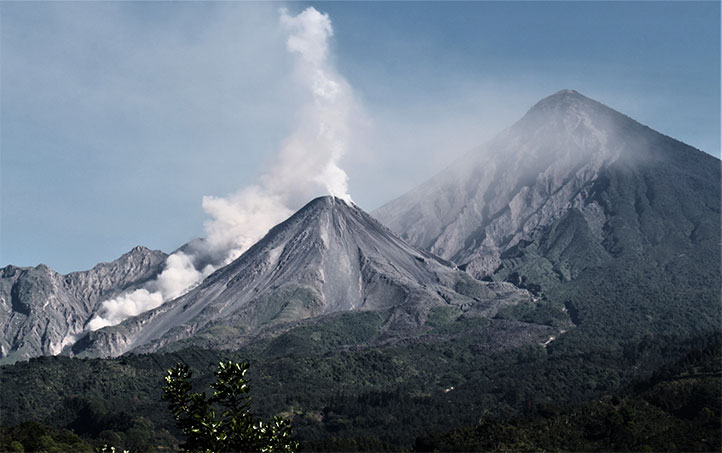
{"left": 374, "top": 89, "right": 720, "bottom": 337}
{"left": 77, "top": 196, "right": 534, "bottom": 357}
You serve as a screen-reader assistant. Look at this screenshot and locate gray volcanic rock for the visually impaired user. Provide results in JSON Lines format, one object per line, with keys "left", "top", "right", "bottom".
{"left": 0, "top": 246, "right": 167, "bottom": 363}
{"left": 78, "top": 197, "right": 533, "bottom": 357}
{"left": 374, "top": 90, "right": 720, "bottom": 281}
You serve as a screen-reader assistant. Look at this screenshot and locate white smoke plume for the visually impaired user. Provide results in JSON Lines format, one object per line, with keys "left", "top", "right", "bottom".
{"left": 87, "top": 7, "right": 357, "bottom": 331}
{"left": 87, "top": 252, "right": 213, "bottom": 331}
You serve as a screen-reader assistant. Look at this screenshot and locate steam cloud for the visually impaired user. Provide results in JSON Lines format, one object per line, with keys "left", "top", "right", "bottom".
{"left": 87, "top": 7, "right": 356, "bottom": 331}
{"left": 87, "top": 252, "right": 212, "bottom": 331}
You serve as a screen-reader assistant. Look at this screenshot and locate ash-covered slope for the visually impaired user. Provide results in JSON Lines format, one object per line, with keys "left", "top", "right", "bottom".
{"left": 375, "top": 89, "right": 720, "bottom": 339}
{"left": 0, "top": 246, "right": 167, "bottom": 364}
{"left": 78, "top": 196, "right": 533, "bottom": 357}
{"left": 374, "top": 89, "right": 720, "bottom": 280}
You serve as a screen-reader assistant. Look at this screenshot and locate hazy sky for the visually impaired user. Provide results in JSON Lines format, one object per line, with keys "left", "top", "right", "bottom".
{"left": 2, "top": 1, "right": 719, "bottom": 273}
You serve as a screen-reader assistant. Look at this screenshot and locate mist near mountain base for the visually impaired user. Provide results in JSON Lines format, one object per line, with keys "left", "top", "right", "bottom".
{"left": 88, "top": 6, "right": 358, "bottom": 332}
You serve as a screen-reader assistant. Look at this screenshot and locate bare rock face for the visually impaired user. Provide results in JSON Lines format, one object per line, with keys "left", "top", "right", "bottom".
{"left": 0, "top": 246, "right": 167, "bottom": 363}
{"left": 78, "top": 197, "right": 533, "bottom": 357}
{"left": 373, "top": 89, "right": 720, "bottom": 281}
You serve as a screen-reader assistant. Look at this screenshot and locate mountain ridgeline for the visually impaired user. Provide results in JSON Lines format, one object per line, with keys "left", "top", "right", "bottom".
{"left": 375, "top": 89, "right": 719, "bottom": 279}
{"left": 2, "top": 89, "right": 718, "bottom": 361}
{"left": 0, "top": 89, "right": 719, "bottom": 451}
{"left": 375, "top": 89, "right": 720, "bottom": 339}
{"left": 0, "top": 247, "right": 167, "bottom": 364}
{"left": 74, "top": 196, "right": 540, "bottom": 358}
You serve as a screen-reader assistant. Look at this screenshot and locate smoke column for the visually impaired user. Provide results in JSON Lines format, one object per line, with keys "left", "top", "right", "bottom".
{"left": 87, "top": 6, "right": 356, "bottom": 331}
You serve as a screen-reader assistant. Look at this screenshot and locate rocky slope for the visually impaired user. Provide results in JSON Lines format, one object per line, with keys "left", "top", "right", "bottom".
{"left": 374, "top": 89, "right": 720, "bottom": 281}
{"left": 374, "top": 89, "right": 720, "bottom": 340}
{"left": 0, "top": 246, "right": 167, "bottom": 363}
{"left": 76, "top": 196, "right": 537, "bottom": 357}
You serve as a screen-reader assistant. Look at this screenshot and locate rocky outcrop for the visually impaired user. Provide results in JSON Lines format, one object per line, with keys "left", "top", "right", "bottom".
{"left": 0, "top": 246, "right": 166, "bottom": 363}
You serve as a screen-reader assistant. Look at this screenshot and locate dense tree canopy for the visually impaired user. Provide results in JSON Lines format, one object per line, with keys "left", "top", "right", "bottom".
{"left": 163, "top": 361, "right": 298, "bottom": 453}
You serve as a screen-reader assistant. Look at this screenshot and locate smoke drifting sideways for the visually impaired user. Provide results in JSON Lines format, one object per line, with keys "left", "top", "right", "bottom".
{"left": 87, "top": 7, "right": 357, "bottom": 332}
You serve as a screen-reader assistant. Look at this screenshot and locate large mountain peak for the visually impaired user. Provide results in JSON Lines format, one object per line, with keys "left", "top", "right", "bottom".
{"left": 524, "top": 89, "right": 621, "bottom": 121}
{"left": 374, "top": 90, "right": 719, "bottom": 280}
{"left": 505, "top": 89, "right": 642, "bottom": 162}
{"left": 239, "top": 195, "right": 395, "bottom": 263}
{"left": 77, "top": 196, "right": 533, "bottom": 357}
{"left": 299, "top": 194, "right": 350, "bottom": 210}
{"left": 533, "top": 88, "right": 587, "bottom": 104}
{"left": 526, "top": 89, "right": 603, "bottom": 124}
{"left": 529, "top": 89, "right": 588, "bottom": 111}
{"left": 511, "top": 89, "right": 648, "bottom": 150}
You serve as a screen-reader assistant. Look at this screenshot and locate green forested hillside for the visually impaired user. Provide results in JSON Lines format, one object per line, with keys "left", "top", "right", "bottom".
{"left": 0, "top": 422, "right": 93, "bottom": 452}
{"left": 494, "top": 152, "right": 721, "bottom": 345}
{"left": 413, "top": 344, "right": 721, "bottom": 452}
{"left": 1, "top": 311, "right": 719, "bottom": 451}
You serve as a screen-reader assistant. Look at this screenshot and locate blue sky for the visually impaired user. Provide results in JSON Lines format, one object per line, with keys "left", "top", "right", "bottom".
{"left": 1, "top": 1, "right": 719, "bottom": 273}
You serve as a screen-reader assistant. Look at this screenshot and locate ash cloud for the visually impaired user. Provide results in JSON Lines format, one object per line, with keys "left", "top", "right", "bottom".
{"left": 88, "top": 6, "right": 357, "bottom": 331}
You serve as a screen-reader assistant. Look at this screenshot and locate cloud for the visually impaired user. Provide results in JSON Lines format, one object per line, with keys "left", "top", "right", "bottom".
{"left": 155, "top": 252, "right": 211, "bottom": 300}
{"left": 281, "top": 6, "right": 333, "bottom": 66}
{"left": 198, "top": 6, "right": 357, "bottom": 265}
{"left": 201, "top": 186, "right": 293, "bottom": 265}
{"left": 87, "top": 251, "right": 212, "bottom": 331}
{"left": 87, "top": 289, "right": 162, "bottom": 331}
{"left": 87, "top": 6, "right": 360, "bottom": 331}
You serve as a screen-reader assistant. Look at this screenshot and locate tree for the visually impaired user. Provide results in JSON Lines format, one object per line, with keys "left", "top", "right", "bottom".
{"left": 162, "top": 361, "right": 298, "bottom": 453}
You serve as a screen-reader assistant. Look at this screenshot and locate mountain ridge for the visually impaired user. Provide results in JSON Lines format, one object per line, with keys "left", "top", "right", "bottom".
{"left": 74, "top": 196, "right": 542, "bottom": 358}
{"left": 373, "top": 89, "right": 719, "bottom": 279}
{"left": 0, "top": 246, "right": 167, "bottom": 363}
{"left": 3, "top": 89, "right": 717, "bottom": 365}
